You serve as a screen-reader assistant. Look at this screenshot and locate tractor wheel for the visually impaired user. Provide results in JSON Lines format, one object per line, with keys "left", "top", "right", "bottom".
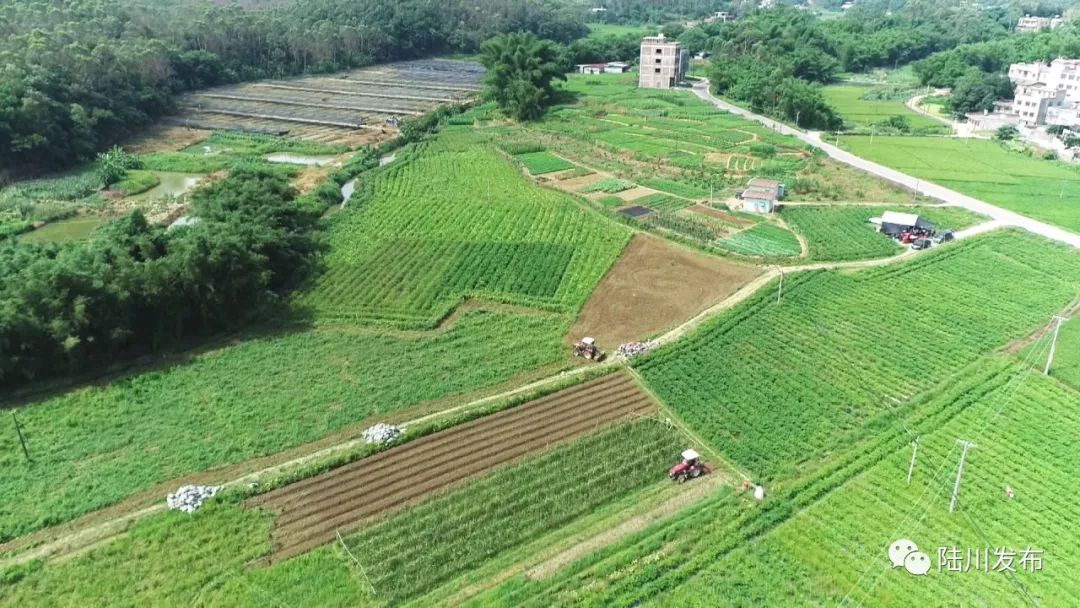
{"left": 691, "top": 468, "right": 701, "bottom": 479}
{"left": 677, "top": 474, "right": 687, "bottom": 484}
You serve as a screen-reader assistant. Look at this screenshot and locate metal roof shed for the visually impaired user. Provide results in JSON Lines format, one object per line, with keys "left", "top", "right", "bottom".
{"left": 879, "top": 211, "right": 932, "bottom": 236}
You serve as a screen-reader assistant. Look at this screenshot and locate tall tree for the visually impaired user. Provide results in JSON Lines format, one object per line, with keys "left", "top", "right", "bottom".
{"left": 479, "top": 32, "right": 567, "bottom": 122}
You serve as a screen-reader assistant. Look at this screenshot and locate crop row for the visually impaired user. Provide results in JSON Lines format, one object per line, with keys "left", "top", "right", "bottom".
{"left": 717, "top": 223, "right": 802, "bottom": 258}
{"left": 635, "top": 232, "right": 1080, "bottom": 481}
{"left": 472, "top": 355, "right": 1080, "bottom": 607}
{"left": 515, "top": 151, "right": 575, "bottom": 175}
{"left": 781, "top": 205, "right": 985, "bottom": 262}
{"left": 258, "top": 374, "right": 655, "bottom": 560}
{"left": 344, "top": 417, "right": 684, "bottom": 603}
{"left": 0, "top": 309, "right": 567, "bottom": 542}
{"left": 301, "top": 131, "right": 629, "bottom": 326}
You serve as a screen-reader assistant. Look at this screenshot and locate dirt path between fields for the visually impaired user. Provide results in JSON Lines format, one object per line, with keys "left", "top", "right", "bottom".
{"left": 526, "top": 473, "right": 726, "bottom": 580}
{"left": 0, "top": 222, "right": 1007, "bottom": 569}
{"left": 1002, "top": 297, "right": 1080, "bottom": 355}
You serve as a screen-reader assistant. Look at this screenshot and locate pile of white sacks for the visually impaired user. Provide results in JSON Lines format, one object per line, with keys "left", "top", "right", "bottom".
{"left": 166, "top": 485, "right": 222, "bottom": 514}
{"left": 616, "top": 340, "right": 659, "bottom": 359}
{"left": 362, "top": 423, "right": 404, "bottom": 445}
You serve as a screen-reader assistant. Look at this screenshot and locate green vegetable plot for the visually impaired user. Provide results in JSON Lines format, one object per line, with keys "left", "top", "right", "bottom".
{"left": 781, "top": 205, "right": 986, "bottom": 261}
{"left": 304, "top": 132, "right": 629, "bottom": 326}
{"left": 345, "top": 418, "right": 683, "bottom": 603}
{"left": 636, "top": 232, "right": 1080, "bottom": 480}
{"left": 515, "top": 151, "right": 575, "bottom": 175}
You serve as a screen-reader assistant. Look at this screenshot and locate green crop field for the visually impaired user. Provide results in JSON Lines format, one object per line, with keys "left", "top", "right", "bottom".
{"left": 585, "top": 23, "right": 649, "bottom": 38}
{"left": 781, "top": 205, "right": 986, "bottom": 261}
{"left": 0, "top": 311, "right": 567, "bottom": 542}
{"left": 639, "top": 178, "right": 710, "bottom": 198}
{"left": 630, "top": 193, "right": 692, "bottom": 212}
{"left": 302, "top": 132, "right": 629, "bottom": 327}
{"left": 657, "top": 362, "right": 1080, "bottom": 607}
{"left": 0, "top": 132, "right": 630, "bottom": 541}
{"left": 475, "top": 359, "right": 1080, "bottom": 607}
{"left": 579, "top": 177, "right": 636, "bottom": 194}
{"left": 717, "top": 222, "right": 802, "bottom": 258}
{"left": 515, "top": 151, "right": 575, "bottom": 175}
{"left": 345, "top": 418, "right": 683, "bottom": 603}
{"left": 822, "top": 85, "right": 947, "bottom": 133}
{"left": 839, "top": 135, "right": 1080, "bottom": 232}
{"left": 0, "top": 418, "right": 684, "bottom": 607}
{"left": 636, "top": 232, "right": 1080, "bottom": 481}
{"left": 517, "top": 75, "right": 912, "bottom": 211}
{"left": 1031, "top": 319, "right": 1080, "bottom": 391}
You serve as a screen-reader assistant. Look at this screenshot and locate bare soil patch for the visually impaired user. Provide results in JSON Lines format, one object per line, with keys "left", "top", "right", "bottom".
{"left": 251, "top": 373, "right": 656, "bottom": 562}
{"left": 616, "top": 186, "right": 658, "bottom": 201}
{"left": 570, "top": 235, "right": 762, "bottom": 347}
{"left": 555, "top": 172, "right": 605, "bottom": 191}
{"left": 122, "top": 125, "right": 212, "bottom": 154}
{"left": 292, "top": 165, "right": 335, "bottom": 194}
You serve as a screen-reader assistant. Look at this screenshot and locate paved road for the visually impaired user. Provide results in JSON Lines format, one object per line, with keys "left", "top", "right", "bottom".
{"left": 690, "top": 81, "right": 1080, "bottom": 249}
{"left": 905, "top": 89, "right": 952, "bottom": 127}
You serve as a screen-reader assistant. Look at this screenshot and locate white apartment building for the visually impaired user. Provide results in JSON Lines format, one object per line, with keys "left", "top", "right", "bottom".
{"left": 973, "top": 58, "right": 1080, "bottom": 130}
{"left": 1009, "top": 58, "right": 1080, "bottom": 103}
{"left": 1003, "top": 59, "right": 1080, "bottom": 127}
{"left": 639, "top": 34, "right": 688, "bottom": 89}
{"left": 1016, "top": 15, "right": 1065, "bottom": 34}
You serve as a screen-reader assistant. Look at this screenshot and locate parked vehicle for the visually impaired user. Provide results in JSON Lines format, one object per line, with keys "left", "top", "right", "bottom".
{"left": 911, "top": 238, "right": 932, "bottom": 250}
{"left": 932, "top": 230, "right": 954, "bottom": 244}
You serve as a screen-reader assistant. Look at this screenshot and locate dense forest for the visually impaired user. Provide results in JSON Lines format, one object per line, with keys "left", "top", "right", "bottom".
{"left": 0, "top": 167, "right": 319, "bottom": 387}
{"left": 0, "top": 0, "right": 586, "bottom": 176}
{"left": 914, "top": 21, "right": 1080, "bottom": 87}
{"left": 687, "top": 0, "right": 1079, "bottom": 128}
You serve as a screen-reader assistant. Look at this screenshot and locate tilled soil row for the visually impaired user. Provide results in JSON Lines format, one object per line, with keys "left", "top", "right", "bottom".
{"left": 252, "top": 373, "right": 633, "bottom": 509}
{"left": 269, "top": 381, "right": 646, "bottom": 526}
{"left": 273, "top": 389, "right": 650, "bottom": 538}
{"left": 257, "top": 373, "right": 657, "bottom": 561}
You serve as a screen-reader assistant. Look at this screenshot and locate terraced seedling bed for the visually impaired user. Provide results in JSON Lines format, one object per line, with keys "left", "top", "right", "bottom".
{"left": 175, "top": 58, "right": 484, "bottom": 145}
{"left": 251, "top": 372, "right": 657, "bottom": 561}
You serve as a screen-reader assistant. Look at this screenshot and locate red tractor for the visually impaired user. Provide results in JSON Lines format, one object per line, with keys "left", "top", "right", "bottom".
{"left": 669, "top": 449, "right": 711, "bottom": 483}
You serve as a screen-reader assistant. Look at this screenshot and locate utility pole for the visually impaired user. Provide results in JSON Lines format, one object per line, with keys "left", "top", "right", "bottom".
{"left": 1045, "top": 316, "right": 1068, "bottom": 376}
{"left": 870, "top": 127, "right": 875, "bottom": 146}
{"left": 795, "top": 110, "right": 801, "bottom": 129}
{"left": 949, "top": 440, "right": 976, "bottom": 513}
{"left": 12, "top": 412, "right": 30, "bottom": 464}
{"left": 777, "top": 268, "right": 784, "bottom": 304}
{"left": 906, "top": 436, "right": 920, "bottom": 484}
{"left": 912, "top": 180, "right": 920, "bottom": 203}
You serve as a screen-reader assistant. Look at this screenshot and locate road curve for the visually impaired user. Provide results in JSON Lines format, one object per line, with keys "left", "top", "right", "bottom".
{"left": 905, "top": 90, "right": 952, "bottom": 127}
{"left": 689, "top": 81, "right": 1080, "bottom": 249}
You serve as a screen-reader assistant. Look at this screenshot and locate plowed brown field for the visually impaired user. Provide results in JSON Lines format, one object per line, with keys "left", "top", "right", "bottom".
{"left": 251, "top": 372, "right": 656, "bottom": 562}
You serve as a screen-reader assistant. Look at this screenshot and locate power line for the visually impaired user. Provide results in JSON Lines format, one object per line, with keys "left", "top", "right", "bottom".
{"left": 949, "top": 440, "right": 975, "bottom": 514}
{"left": 1044, "top": 315, "right": 1068, "bottom": 376}
{"left": 840, "top": 318, "right": 1058, "bottom": 607}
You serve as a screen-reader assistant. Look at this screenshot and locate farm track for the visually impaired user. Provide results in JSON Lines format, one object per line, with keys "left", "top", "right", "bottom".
{"left": 0, "top": 221, "right": 1002, "bottom": 570}
{"left": 254, "top": 373, "right": 657, "bottom": 562}
{"left": 691, "top": 80, "right": 1080, "bottom": 248}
